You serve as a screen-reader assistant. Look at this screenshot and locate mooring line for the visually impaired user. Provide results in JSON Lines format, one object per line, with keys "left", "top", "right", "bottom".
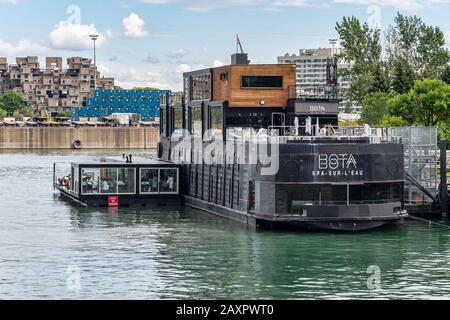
{"left": 407, "top": 215, "right": 450, "bottom": 230}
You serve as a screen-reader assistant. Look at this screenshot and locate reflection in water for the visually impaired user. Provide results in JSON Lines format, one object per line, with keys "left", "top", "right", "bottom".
{"left": 1, "top": 150, "right": 450, "bottom": 299}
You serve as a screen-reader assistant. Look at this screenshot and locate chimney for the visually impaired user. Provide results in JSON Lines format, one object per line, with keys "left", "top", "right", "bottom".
{"left": 231, "top": 53, "right": 250, "bottom": 65}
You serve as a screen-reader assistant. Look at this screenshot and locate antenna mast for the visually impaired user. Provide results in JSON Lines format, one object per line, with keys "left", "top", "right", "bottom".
{"left": 236, "top": 34, "right": 245, "bottom": 54}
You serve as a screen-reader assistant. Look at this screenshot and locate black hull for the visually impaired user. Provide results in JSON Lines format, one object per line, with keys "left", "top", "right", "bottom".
{"left": 57, "top": 187, "right": 183, "bottom": 207}
{"left": 185, "top": 196, "right": 405, "bottom": 232}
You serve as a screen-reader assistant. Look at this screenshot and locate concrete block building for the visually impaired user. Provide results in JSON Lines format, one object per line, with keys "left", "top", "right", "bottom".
{"left": 0, "top": 56, "right": 116, "bottom": 115}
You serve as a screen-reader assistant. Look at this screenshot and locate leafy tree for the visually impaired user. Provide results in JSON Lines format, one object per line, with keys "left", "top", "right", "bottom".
{"left": 361, "top": 92, "right": 392, "bottom": 126}
{"left": 386, "top": 13, "right": 450, "bottom": 79}
{"left": 441, "top": 65, "right": 450, "bottom": 84}
{"left": 0, "top": 108, "right": 7, "bottom": 119}
{"left": 14, "top": 106, "right": 37, "bottom": 117}
{"left": 336, "top": 16, "right": 382, "bottom": 105}
{"left": 56, "top": 111, "right": 72, "bottom": 118}
{"left": 370, "top": 62, "right": 390, "bottom": 93}
{"left": 0, "top": 90, "right": 27, "bottom": 115}
{"left": 379, "top": 115, "right": 409, "bottom": 127}
{"left": 438, "top": 122, "right": 450, "bottom": 142}
{"left": 386, "top": 92, "right": 415, "bottom": 124}
{"left": 391, "top": 58, "right": 415, "bottom": 93}
{"left": 388, "top": 80, "right": 450, "bottom": 126}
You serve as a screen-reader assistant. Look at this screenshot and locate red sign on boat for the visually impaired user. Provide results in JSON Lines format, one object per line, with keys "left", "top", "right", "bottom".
{"left": 108, "top": 196, "right": 119, "bottom": 207}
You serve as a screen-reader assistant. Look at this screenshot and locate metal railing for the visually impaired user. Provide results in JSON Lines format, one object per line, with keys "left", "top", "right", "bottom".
{"left": 288, "top": 85, "right": 342, "bottom": 100}
{"left": 226, "top": 125, "right": 391, "bottom": 143}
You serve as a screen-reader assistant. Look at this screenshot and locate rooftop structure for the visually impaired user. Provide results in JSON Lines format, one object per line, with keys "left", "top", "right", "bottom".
{"left": 72, "top": 89, "right": 171, "bottom": 122}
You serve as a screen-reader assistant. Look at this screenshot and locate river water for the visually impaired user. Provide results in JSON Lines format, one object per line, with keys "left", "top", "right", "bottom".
{"left": 0, "top": 150, "right": 450, "bottom": 299}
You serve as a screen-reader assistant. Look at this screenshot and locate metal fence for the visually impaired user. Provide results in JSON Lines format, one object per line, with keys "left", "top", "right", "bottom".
{"left": 388, "top": 127, "right": 438, "bottom": 204}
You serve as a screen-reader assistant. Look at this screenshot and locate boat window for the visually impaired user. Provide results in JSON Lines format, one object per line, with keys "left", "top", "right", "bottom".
{"left": 160, "top": 106, "right": 166, "bottom": 136}
{"left": 349, "top": 183, "right": 402, "bottom": 204}
{"left": 73, "top": 167, "right": 79, "bottom": 195}
{"left": 160, "top": 169, "right": 179, "bottom": 194}
{"left": 100, "top": 168, "right": 118, "bottom": 194}
{"left": 241, "top": 75, "right": 283, "bottom": 89}
{"left": 191, "top": 74, "right": 211, "bottom": 101}
{"left": 209, "top": 106, "right": 223, "bottom": 138}
{"left": 275, "top": 183, "right": 402, "bottom": 213}
{"left": 320, "top": 185, "right": 347, "bottom": 205}
{"left": 140, "top": 169, "right": 159, "bottom": 193}
{"left": 82, "top": 168, "right": 100, "bottom": 194}
{"left": 118, "top": 168, "right": 135, "bottom": 194}
{"left": 191, "top": 107, "right": 202, "bottom": 137}
{"left": 173, "top": 107, "right": 183, "bottom": 134}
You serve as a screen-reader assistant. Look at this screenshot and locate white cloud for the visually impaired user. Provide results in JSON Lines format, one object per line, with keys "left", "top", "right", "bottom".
{"left": 166, "top": 48, "right": 189, "bottom": 59}
{"left": 143, "top": 53, "right": 160, "bottom": 64}
{"left": 0, "top": 39, "right": 48, "bottom": 56}
{"left": 213, "top": 59, "right": 224, "bottom": 67}
{"left": 0, "top": 0, "right": 19, "bottom": 4}
{"left": 49, "top": 21, "right": 105, "bottom": 51}
{"left": 122, "top": 13, "right": 149, "bottom": 38}
{"left": 97, "top": 64, "right": 110, "bottom": 74}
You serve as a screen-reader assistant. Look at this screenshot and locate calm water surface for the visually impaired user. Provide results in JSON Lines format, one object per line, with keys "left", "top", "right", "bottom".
{"left": 1, "top": 150, "right": 450, "bottom": 299}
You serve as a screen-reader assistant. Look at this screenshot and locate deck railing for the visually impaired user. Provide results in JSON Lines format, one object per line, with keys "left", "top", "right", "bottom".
{"left": 288, "top": 85, "right": 343, "bottom": 100}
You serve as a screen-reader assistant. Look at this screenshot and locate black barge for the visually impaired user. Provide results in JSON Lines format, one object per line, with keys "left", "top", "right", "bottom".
{"left": 54, "top": 157, "right": 182, "bottom": 207}
{"left": 55, "top": 53, "right": 408, "bottom": 231}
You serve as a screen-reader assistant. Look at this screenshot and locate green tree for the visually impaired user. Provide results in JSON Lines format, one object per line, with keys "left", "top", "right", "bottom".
{"left": 438, "top": 122, "right": 450, "bottom": 142}
{"left": 385, "top": 13, "right": 450, "bottom": 79}
{"left": 56, "top": 111, "right": 72, "bottom": 118}
{"left": 388, "top": 80, "right": 450, "bottom": 126}
{"left": 0, "top": 90, "right": 27, "bottom": 115}
{"left": 0, "top": 108, "right": 7, "bottom": 120}
{"left": 386, "top": 92, "right": 415, "bottom": 124}
{"left": 391, "top": 58, "right": 415, "bottom": 93}
{"left": 336, "top": 16, "right": 382, "bottom": 105}
{"left": 370, "top": 62, "right": 390, "bottom": 93}
{"left": 441, "top": 65, "right": 450, "bottom": 84}
{"left": 379, "top": 115, "right": 409, "bottom": 127}
{"left": 13, "top": 106, "right": 36, "bottom": 118}
{"left": 361, "top": 92, "right": 392, "bottom": 126}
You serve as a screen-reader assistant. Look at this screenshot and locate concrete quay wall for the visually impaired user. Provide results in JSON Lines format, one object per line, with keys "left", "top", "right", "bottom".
{"left": 0, "top": 127, "right": 160, "bottom": 149}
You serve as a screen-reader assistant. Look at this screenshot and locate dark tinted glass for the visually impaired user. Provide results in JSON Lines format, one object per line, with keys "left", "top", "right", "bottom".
{"left": 242, "top": 76, "right": 283, "bottom": 88}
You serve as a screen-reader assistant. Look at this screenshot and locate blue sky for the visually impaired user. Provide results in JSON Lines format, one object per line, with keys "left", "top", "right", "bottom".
{"left": 1, "top": 0, "right": 449, "bottom": 90}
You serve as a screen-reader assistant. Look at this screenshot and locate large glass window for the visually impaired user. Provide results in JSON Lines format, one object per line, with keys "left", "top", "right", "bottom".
{"left": 191, "top": 107, "right": 202, "bottom": 136}
{"left": 82, "top": 167, "right": 136, "bottom": 195}
{"left": 349, "top": 183, "right": 402, "bottom": 204}
{"left": 241, "top": 75, "right": 283, "bottom": 88}
{"left": 118, "top": 168, "right": 135, "bottom": 194}
{"left": 82, "top": 168, "right": 100, "bottom": 194}
{"left": 160, "top": 169, "right": 178, "bottom": 193}
{"left": 160, "top": 106, "right": 166, "bottom": 136}
{"left": 100, "top": 168, "right": 117, "bottom": 194}
{"left": 140, "top": 168, "right": 179, "bottom": 194}
{"left": 275, "top": 183, "right": 402, "bottom": 213}
{"left": 140, "top": 169, "right": 159, "bottom": 193}
{"left": 73, "top": 167, "right": 79, "bottom": 195}
{"left": 209, "top": 106, "right": 223, "bottom": 137}
{"left": 191, "top": 74, "right": 211, "bottom": 100}
{"left": 173, "top": 107, "right": 183, "bottom": 134}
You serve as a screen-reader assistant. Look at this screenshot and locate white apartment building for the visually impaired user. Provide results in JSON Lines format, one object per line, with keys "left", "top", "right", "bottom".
{"left": 278, "top": 48, "right": 360, "bottom": 113}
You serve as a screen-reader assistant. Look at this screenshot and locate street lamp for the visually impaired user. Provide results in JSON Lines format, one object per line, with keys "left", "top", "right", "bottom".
{"left": 89, "top": 34, "right": 99, "bottom": 91}
{"left": 328, "top": 38, "right": 338, "bottom": 57}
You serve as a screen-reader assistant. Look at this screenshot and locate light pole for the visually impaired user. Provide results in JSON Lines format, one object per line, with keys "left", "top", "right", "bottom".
{"left": 89, "top": 34, "right": 99, "bottom": 91}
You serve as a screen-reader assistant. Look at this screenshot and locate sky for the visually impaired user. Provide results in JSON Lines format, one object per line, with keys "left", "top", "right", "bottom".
{"left": 0, "top": 0, "right": 449, "bottom": 90}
